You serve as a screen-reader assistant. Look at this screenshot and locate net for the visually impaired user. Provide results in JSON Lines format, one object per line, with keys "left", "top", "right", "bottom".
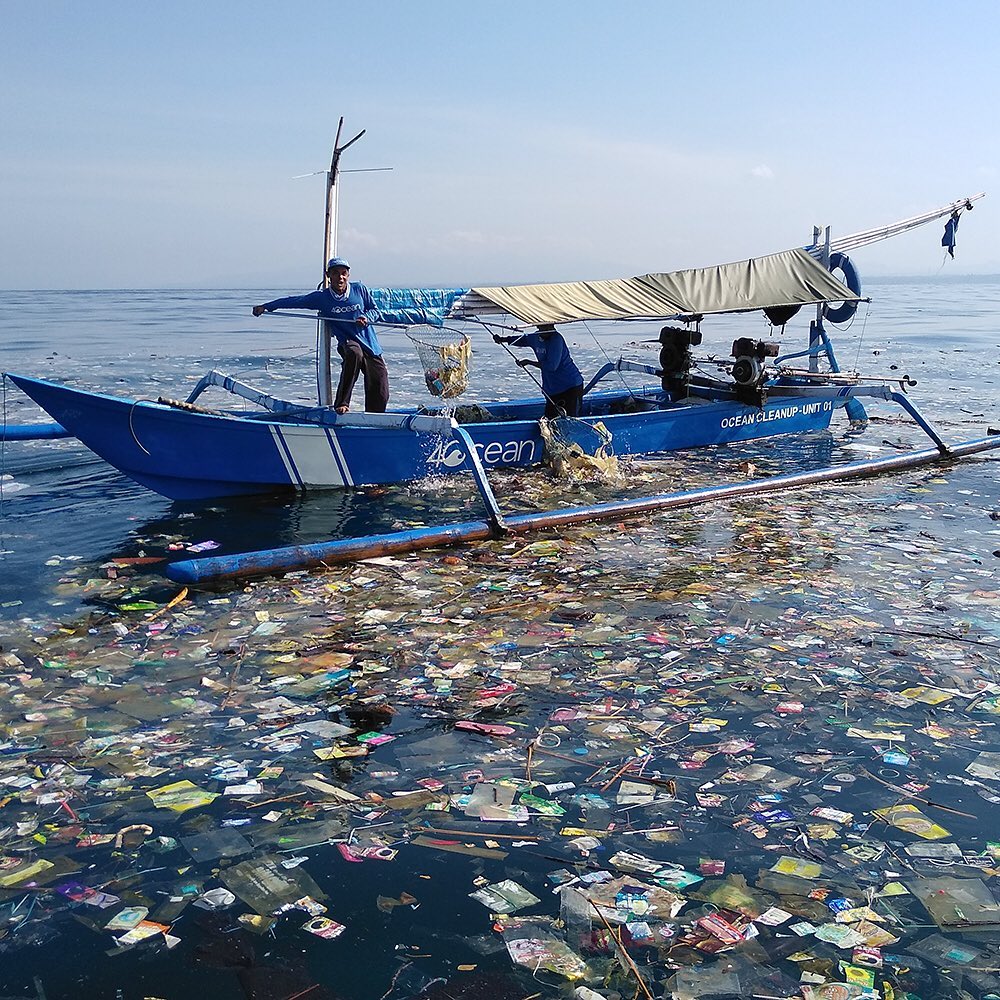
{"left": 539, "top": 416, "right": 619, "bottom": 480}
{"left": 407, "top": 327, "right": 472, "bottom": 398}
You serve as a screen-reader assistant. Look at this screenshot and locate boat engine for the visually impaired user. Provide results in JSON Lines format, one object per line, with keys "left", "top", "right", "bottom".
{"left": 658, "top": 326, "right": 702, "bottom": 398}
{"left": 730, "top": 338, "right": 779, "bottom": 406}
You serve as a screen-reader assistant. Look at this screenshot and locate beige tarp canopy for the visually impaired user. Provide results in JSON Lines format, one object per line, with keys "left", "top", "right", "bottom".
{"left": 464, "top": 247, "right": 861, "bottom": 325}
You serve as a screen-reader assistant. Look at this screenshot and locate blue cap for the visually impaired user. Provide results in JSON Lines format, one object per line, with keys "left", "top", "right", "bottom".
{"left": 327, "top": 257, "right": 350, "bottom": 270}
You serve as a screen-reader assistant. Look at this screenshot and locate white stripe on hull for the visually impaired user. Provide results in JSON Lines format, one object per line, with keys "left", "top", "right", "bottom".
{"left": 269, "top": 426, "right": 301, "bottom": 487}
{"left": 269, "top": 425, "right": 352, "bottom": 488}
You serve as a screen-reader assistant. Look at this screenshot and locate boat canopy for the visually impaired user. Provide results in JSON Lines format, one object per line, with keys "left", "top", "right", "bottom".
{"left": 463, "top": 247, "right": 862, "bottom": 325}
{"left": 368, "top": 247, "right": 864, "bottom": 328}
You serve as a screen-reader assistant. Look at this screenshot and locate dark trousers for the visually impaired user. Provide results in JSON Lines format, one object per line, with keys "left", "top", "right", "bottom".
{"left": 336, "top": 342, "right": 390, "bottom": 412}
{"left": 545, "top": 385, "right": 584, "bottom": 419}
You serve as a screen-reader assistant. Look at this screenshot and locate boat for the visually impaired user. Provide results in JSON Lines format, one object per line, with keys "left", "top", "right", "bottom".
{"left": 0, "top": 251, "right": 905, "bottom": 491}
{"left": 0, "top": 243, "right": 883, "bottom": 501}
{"left": 3, "top": 124, "right": 995, "bottom": 568}
{"left": 2, "top": 218, "right": 981, "bottom": 498}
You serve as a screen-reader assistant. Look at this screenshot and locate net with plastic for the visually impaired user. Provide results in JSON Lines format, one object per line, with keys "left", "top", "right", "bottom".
{"left": 539, "top": 416, "right": 619, "bottom": 480}
{"left": 407, "top": 327, "right": 472, "bottom": 398}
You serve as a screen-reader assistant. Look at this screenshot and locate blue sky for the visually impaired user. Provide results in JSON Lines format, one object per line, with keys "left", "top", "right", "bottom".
{"left": 3, "top": 1, "right": 998, "bottom": 289}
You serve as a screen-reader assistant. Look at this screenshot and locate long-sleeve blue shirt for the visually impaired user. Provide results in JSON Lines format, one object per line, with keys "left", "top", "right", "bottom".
{"left": 262, "top": 283, "right": 383, "bottom": 356}
{"left": 511, "top": 330, "right": 583, "bottom": 395}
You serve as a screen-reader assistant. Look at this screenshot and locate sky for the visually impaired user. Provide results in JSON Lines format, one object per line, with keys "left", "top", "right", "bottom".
{"left": 3, "top": 1, "right": 999, "bottom": 290}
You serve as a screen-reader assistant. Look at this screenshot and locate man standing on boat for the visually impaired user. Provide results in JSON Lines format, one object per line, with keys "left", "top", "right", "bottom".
{"left": 494, "top": 324, "right": 584, "bottom": 418}
{"left": 252, "top": 258, "right": 388, "bottom": 414}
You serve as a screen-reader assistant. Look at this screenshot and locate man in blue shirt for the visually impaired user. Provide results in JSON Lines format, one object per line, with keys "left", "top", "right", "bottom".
{"left": 253, "top": 258, "right": 388, "bottom": 413}
{"left": 494, "top": 324, "right": 584, "bottom": 418}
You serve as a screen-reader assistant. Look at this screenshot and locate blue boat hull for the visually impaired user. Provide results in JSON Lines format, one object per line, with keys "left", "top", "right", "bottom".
{"left": 6, "top": 374, "right": 841, "bottom": 501}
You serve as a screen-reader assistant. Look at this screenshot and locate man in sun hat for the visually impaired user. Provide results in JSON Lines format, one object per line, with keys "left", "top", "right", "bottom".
{"left": 253, "top": 258, "right": 388, "bottom": 413}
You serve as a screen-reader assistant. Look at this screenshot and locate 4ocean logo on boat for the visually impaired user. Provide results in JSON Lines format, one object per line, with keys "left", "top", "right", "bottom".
{"left": 427, "top": 436, "right": 538, "bottom": 469}
{"left": 720, "top": 400, "right": 832, "bottom": 430}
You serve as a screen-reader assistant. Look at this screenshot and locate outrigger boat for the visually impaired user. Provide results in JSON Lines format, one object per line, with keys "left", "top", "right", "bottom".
{"left": 3, "top": 125, "right": 996, "bottom": 580}
{"left": 2, "top": 244, "right": 897, "bottom": 501}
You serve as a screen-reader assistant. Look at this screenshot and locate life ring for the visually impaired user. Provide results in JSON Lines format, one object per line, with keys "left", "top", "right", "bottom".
{"left": 824, "top": 252, "right": 861, "bottom": 323}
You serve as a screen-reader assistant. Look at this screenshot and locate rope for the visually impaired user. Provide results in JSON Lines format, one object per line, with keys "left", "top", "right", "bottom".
{"left": 127, "top": 399, "right": 155, "bottom": 456}
{"left": 581, "top": 319, "right": 639, "bottom": 401}
{"left": 468, "top": 317, "right": 525, "bottom": 334}
{"left": 852, "top": 300, "right": 872, "bottom": 374}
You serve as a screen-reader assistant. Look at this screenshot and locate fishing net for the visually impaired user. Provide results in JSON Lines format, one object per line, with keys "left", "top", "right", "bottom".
{"left": 407, "top": 327, "right": 472, "bottom": 398}
{"left": 539, "top": 415, "right": 619, "bottom": 480}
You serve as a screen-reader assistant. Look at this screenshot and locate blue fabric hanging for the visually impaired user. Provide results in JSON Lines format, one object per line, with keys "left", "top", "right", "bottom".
{"left": 369, "top": 287, "right": 469, "bottom": 327}
{"left": 942, "top": 212, "right": 960, "bottom": 258}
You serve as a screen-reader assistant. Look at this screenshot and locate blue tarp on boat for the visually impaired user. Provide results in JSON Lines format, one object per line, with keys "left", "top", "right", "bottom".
{"left": 370, "top": 287, "right": 469, "bottom": 328}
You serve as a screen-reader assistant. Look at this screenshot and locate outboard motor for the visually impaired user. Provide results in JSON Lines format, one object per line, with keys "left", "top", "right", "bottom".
{"left": 658, "top": 326, "right": 702, "bottom": 398}
{"left": 731, "top": 338, "right": 779, "bottom": 406}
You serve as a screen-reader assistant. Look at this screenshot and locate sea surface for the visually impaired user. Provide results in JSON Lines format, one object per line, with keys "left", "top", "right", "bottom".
{"left": 0, "top": 281, "right": 997, "bottom": 1000}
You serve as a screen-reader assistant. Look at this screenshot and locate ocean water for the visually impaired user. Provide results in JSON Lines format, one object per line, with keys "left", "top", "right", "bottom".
{"left": 0, "top": 280, "right": 997, "bottom": 620}
{"left": 0, "top": 281, "right": 997, "bottom": 1000}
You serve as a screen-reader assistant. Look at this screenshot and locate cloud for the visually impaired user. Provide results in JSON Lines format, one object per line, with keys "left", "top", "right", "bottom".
{"left": 751, "top": 165, "right": 775, "bottom": 180}
{"left": 340, "top": 226, "right": 379, "bottom": 249}
{"left": 437, "top": 229, "right": 488, "bottom": 247}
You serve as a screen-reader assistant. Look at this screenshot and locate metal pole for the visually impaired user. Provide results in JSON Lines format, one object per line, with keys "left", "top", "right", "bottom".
{"left": 811, "top": 225, "right": 831, "bottom": 374}
{"left": 316, "top": 120, "right": 344, "bottom": 407}
{"left": 322, "top": 119, "right": 343, "bottom": 270}
{"left": 317, "top": 121, "right": 366, "bottom": 407}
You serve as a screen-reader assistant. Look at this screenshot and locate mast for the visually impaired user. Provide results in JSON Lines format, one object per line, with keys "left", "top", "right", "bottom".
{"left": 317, "top": 120, "right": 366, "bottom": 406}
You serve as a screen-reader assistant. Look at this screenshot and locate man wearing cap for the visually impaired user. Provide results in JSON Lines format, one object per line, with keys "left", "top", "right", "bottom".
{"left": 252, "top": 258, "right": 388, "bottom": 413}
{"left": 493, "top": 324, "right": 584, "bottom": 418}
